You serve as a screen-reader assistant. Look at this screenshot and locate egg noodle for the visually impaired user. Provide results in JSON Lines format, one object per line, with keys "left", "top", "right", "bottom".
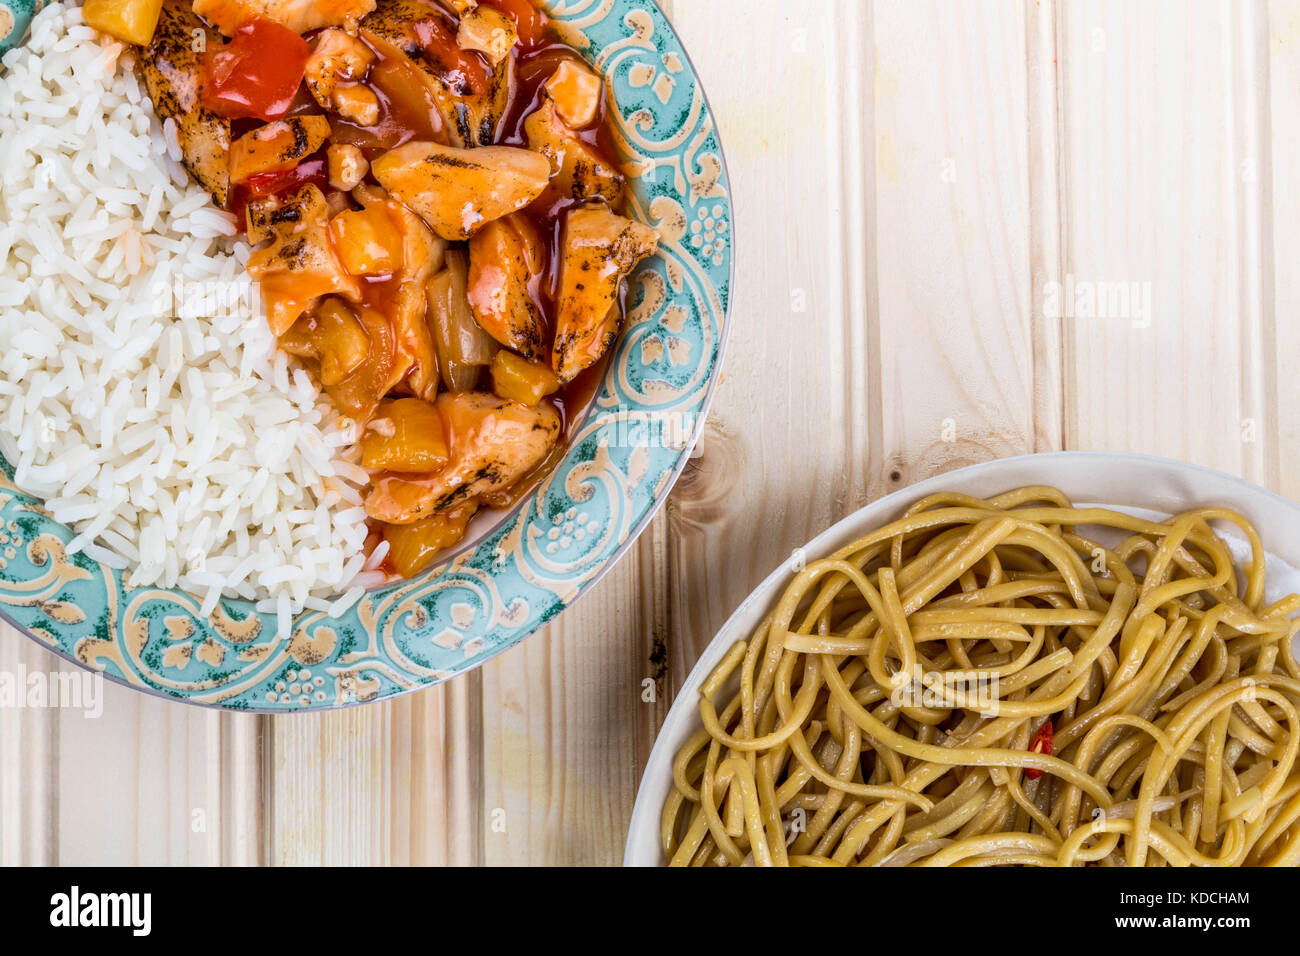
{"left": 662, "top": 487, "right": 1300, "bottom": 866}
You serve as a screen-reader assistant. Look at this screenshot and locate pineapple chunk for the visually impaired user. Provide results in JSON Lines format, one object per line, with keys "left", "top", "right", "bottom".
{"left": 490, "top": 351, "right": 560, "bottom": 407}
{"left": 361, "top": 398, "right": 450, "bottom": 473}
{"left": 84, "top": 0, "right": 165, "bottom": 46}
{"left": 324, "top": 301, "right": 413, "bottom": 422}
{"left": 313, "top": 299, "right": 373, "bottom": 386}
{"left": 365, "top": 393, "right": 560, "bottom": 523}
{"left": 544, "top": 59, "right": 603, "bottom": 129}
{"left": 329, "top": 206, "right": 405, "bottom": 276}
{"left": 383, "top": 501, "right": 479, "bottom": 578}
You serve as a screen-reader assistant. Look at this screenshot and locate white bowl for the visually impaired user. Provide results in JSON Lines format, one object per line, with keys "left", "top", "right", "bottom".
{"left": 624, "top": 452, "right": 1300, "bottom": 866}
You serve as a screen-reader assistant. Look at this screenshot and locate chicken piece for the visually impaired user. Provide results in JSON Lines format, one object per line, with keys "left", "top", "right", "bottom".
{"left": 552, "top": 205, "right": 659, "bottom": 382}
{"left": 347, "top": 190, "right": 446, "bottom": 400}
{"left": 246, "top": 184, "right": 361, "bottom": 335}
{"left": 544, "top": 58, "right": 603, "bottom": 129}
{"left": 229, "top": 116, "right": 331, "bottom": 184}
{"left": 334, "top": 86, "right": 381, "bottom": 126}
{"left": 361, "top": 397, "right": 449, "bottom": 472}
{"left": 456, "top": 4, "right": 517, "bottom": 67}
{"left": 361, "top": 0, "right": 513, "bottom": 147}
{"left": 525, "top": 98, "right": 624, "bottom": 208}
{"left": 306, "top": 28, "right": 374, "bottom": 94}
{"left": 467, "top": 214, "right": 547, "bottom": 361}
{"left": 392, "top": 204, "right": 446, "bottom": 400}
{"left": 365, "top": 392, "right": 561, "bottom": 522}
{"left": 328, "top": 143, "right": 368, "bottom": 191}
{"left": 382, "top": 500, "right": 478, "bottom": 578}
{"left": 137, "top": 1, "right": 230, "bottom": 204}
{"left": 305, "top": 28, "right": 381, "bottom": 125}
{"left": 351, "top": 181, "right": 388, "bottom": 207}
{"left": 245, "top": 197, "right": 281, "bottom": 244}
{"left": 371, "top": 141, "right": 551, "bottom": 240}
{"left": 194, "top": 0, "right": 376, "bottom": 36}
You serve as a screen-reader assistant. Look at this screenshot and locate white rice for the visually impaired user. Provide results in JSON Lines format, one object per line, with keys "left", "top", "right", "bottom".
{"left": 0, "top": 3, "right": 375, "bottom": 634}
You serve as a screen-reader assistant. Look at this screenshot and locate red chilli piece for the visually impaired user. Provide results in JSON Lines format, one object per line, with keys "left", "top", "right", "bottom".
{"left": 1024, "top": 722, "right": 1054, "bottom": 780}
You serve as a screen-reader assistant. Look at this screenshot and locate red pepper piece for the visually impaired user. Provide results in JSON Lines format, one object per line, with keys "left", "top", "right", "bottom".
{"left": 1024, "top": 722, "right": 1054, "bottom": 780}
{"left": 203, "top": 18, "right": 311, "bottom": 122}
{"left": 228, "top": 157, "right": 328, "bottom": 225}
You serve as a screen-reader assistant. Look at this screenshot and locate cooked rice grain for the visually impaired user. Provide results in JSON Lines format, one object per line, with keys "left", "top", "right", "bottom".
{"left": 0, "top": 3, "right": 374, "bottom": 633}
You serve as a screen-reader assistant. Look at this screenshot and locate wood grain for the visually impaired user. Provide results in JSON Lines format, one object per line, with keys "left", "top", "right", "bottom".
{"left": 1058, "top": 0, "right": 1275, "bottom": 477}
{"left": 0, "top": 635, "right": 261, "bottom": 865}
{"left": 4, "top": 0, "right": 1299, "bottom": 866}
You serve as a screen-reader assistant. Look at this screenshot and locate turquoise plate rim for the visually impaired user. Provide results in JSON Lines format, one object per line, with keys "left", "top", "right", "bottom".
{"left": 0, "top": 0, "right": 736, "bottom": 712}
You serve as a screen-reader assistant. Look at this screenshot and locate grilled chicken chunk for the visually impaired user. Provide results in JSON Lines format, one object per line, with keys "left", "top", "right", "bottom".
{"left": 552, "top": 205, "right": 659, "bottom": 382}
{"left": 305, "top": 29, "right": 381, "bottom": 125}
{"left": 467, "top": 214, "right": 547, "bottom": 361}
{"left": 360, "top": 0, "right": 513, "bottom": 147}
{"left": 194, "top": 0, "right": 377, "bottom": 36}
{"left": 364, "top": 392, "right": 561, "bottom": 523}
{"left": 456, "top": 4, "right": 516, "bottom": 67}
{"left": 362, "top": 192, "right": 447, "bottom": 400}
{"left": 371, "top": 141, "right": 551, "bottom": 240}
{"left": 229, "top": 116, "right": 331, "bottom": 184}
{"left": 246, "top": 184, "right": 361, "bottom": 336}
{"left": 525, "top": 97, "right": 625, "bottom": 208}
{"left": 137, "top": 1, "right": 230, "bottom": 205}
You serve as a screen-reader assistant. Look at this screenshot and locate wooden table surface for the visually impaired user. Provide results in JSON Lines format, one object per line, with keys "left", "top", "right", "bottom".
{"left": 3, "top": 0, "right": 1300, "bottom": 865}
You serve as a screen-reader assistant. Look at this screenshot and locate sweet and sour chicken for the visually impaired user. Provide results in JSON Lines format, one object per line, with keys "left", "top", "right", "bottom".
{"left": 114, "top": 0, "right": 660, "bottom": 577}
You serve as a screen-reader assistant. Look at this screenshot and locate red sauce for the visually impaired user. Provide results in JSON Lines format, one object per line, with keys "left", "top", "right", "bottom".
{"left": 330, "top": 52, "right": 450, "bottom": 153}
{"left": 222, "top": 0, "right": 630, "bottom": 577}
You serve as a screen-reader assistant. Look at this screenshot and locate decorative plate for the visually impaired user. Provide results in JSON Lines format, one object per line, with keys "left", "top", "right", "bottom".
{"left": 0, "top": 0, "right": 41, "bottom": 57}
{"left": 0, "top": 0, "right": 734, "bottom": 711}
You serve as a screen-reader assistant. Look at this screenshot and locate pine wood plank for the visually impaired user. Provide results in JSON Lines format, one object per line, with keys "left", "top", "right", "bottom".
{"left": 0, "top": 627, "right": 262, "bottom": 865}
{"left": 1057, "top": 0, "right": 1275, "bottom": 478}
